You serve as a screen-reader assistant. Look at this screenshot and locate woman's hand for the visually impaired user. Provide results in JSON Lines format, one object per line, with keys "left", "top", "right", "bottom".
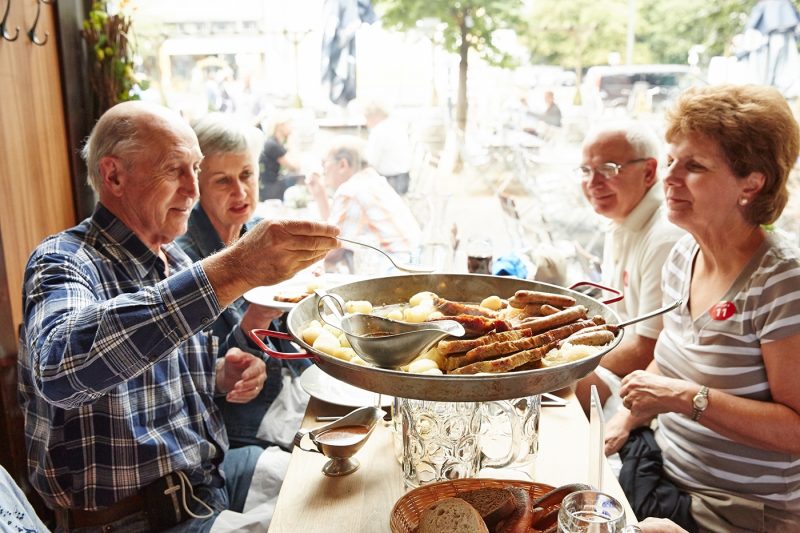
{"left": 636, "top": 517, "right": 689, "bottom": 533}
{"left": 215, "top": 348, "right": 267, "bottom": 403}
{"left": 240, "top": 303, "right": 284, "bottom": 335}
{"left": 604, "top": 408, "right": 650, "bottom": 456}
{"left": 619, "top": 370, "right": 691, "bottom": 421}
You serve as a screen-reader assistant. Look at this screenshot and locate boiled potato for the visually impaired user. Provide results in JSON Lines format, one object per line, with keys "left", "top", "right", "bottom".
{"left": 421, "top": 367, "right": 444, "bottom": 375}
{"left": 386, "top": 309, "right": 404, "bottom": 321}
{"left": 302, "top": 324, "right": 324, "bottom": 345}
{"left": 408, "top": 358, "right": 439, "bottom": 374}
{"left": 346, "top": 300, "right": 373, "bottom": 314}
{"left": 403, "top": 305, "right": 431, "bottom": 323}
{"left": 480, "top": 295, "right": 503, "bottom": 311}
{"left": 337, "top": 333, "right": 351, "bottom": 348}
{"left": 349, "top": 355, "right": 369, "bottom": 366}
{"left": 409, "top": 291, "right": 437, "bottom": 307}
{"left": 313, "top": 331, "right": 343, "bottom": 356}
{"left": 331, "top": 347, "right": 357, "bottom": 361}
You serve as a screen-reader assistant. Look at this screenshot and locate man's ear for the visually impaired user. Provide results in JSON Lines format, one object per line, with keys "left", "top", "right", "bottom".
{"left": 643, "top": 157, "right": 658, "bottom": 188}
{"left": 98, "top": 156, "right": 125, "bottom": 196}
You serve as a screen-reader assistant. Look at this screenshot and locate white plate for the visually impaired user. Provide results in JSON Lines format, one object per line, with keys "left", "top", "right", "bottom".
{"left": 243, "top": 274, "right": 360, "bottom": 312}
{"left": 299, "top": 364, "right": 393, "bottom": 407}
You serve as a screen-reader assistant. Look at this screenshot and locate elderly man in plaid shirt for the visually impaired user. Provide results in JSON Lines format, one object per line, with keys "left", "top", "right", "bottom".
{"left": 18, "top": 101, "right": 339, "bottom": 532}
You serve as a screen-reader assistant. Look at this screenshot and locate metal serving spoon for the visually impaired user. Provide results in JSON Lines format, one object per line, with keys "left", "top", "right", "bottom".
{"left": 337, "top": 236, "right": 434, "bottom": 274}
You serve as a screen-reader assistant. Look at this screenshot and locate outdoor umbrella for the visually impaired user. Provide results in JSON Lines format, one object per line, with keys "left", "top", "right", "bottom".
{"left": 741, "top": 0, "right": 800, "bottom": 96}
{"left": 320, "top": 0, "right": 377, "bottom": 106}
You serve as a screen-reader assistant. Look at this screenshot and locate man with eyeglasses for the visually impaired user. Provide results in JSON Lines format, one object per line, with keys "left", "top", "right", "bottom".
{"left": 574, "top": 122, "right": 684, "bottom": 420}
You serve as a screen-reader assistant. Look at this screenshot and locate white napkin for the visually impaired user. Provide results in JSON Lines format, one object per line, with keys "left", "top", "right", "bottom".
{"left": 256, "top": 368, "right": 310, "bottom": 449}
{"left": 210, "top": 446, "right": 290, "bottom": 532}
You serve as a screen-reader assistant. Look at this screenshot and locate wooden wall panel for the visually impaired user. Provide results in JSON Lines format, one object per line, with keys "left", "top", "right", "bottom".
{"left": 0, "top": 0, "right": 75, "bottom": 337}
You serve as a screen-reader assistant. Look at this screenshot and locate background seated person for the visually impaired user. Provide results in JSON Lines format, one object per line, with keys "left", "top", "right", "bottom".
{"left": 259, "top": 111, "right": 303, "bottom": 201}
{"left": 177, "top": 112, "right": 308, "bottom": 450}
{"left": 574, "top": 121, "right": 684, "bottom": 418}
{"left": 306, "top": 135, "right": 421, "bottom": 272}
{"left": 363, "top": 100, "right": 412, "bottom": 195}
{"left": 18, "top": 101, "right": 338, "bottom": 531}
{"left": 605, "top": 85, "right": 800, "bottom": 532}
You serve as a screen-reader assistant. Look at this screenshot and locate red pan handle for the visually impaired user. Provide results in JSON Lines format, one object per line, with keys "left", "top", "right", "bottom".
{"left": 568, "top": 281, "right": 624, "bottom": 305}
{"left": 248, "top": 329, "right": 313, "bottom": 360}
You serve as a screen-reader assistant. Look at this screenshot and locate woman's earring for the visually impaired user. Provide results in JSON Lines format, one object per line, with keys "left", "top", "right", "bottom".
{"left": 739, "top": 197, "right": 748, "bottom": 206}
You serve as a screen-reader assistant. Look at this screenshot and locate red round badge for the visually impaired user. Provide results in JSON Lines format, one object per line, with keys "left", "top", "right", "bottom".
{"left": 709, "top": 301, "right": 736, "bottom": 321}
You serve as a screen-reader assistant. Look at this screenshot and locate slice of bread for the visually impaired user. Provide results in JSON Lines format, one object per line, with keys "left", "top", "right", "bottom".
{"left": 496, "top": 488, "right": 534, "bottom": 533}
{"left": 456, "top": 487, "right": 516, "bottom": 529}
{"left": 418, "top": 497, "right": 489, "bottom": 533}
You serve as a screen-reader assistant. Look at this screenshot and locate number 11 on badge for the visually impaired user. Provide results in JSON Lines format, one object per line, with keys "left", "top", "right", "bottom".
{"left": 589, "top": 384, "right": 604, "bottom": 489}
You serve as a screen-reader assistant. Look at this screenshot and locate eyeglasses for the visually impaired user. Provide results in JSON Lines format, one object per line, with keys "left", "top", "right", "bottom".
{"left": 574, "top": 158, "right": 650, "bottom": 181}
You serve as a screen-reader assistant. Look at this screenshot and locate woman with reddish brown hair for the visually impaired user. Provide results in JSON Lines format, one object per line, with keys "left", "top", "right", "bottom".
{"left": 605, "top": 85, "right": 800, "bottom": 532}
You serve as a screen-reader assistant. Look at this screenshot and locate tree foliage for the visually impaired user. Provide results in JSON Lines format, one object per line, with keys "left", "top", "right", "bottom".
{"left": 525, "top": 0, "right": 799, "bottom": 70}
{"left": 373, "top": 0, "right": 524, "bottom": 129}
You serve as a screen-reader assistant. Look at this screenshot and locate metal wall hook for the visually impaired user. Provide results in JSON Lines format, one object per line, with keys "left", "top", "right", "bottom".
{"left": 27, "top": 0, "right": 47, "bottom": 46}
{"left": 1, "top": 0, "right": 20, "bottom": 41}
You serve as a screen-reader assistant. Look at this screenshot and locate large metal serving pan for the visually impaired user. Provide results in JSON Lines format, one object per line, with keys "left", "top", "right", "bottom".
{"left": 284, "top": 274, "right": 622, "bottom": 402}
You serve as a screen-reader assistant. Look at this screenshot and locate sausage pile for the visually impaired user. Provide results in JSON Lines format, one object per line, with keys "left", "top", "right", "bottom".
{"left": 435, "top": 290, "right": 618, "bottom": 375}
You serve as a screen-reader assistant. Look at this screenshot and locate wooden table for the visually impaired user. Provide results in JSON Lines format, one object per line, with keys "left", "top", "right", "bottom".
{"left": 269, "top": 392, "right": 635, "bottom": 532}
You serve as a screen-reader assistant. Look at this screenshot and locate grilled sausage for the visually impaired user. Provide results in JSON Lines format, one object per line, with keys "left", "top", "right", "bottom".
{"left": 438, "top": 328, "right": 533, "bottom": 355}
{"left": 509, "top": 290, "right": 576, "bottom": 308}
{"left": 450, "top": 342, "right": 557, "bottom": 374}
{"left": 463, "top": 319, "right": 596, "bottom": 362}
{"left": 434, "top": 296, "right": 498, "bottom": 318}
{"left": 515, "top": 306, "right": 588, "bottom": 334}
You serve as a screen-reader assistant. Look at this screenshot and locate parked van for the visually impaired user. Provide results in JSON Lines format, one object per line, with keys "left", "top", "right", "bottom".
{"left": 582, "top": 64, "right": 699, "bottom": 112}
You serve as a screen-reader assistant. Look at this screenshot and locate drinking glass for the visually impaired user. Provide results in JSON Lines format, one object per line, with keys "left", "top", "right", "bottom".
{"left": 399, "top": 399, "right": 482, "bottom": 488}
{"left": 558, "top": 490, "right": 639, "bottom": 532}
{"left": 479, "top": 395, "right": 541, "bottom": 480}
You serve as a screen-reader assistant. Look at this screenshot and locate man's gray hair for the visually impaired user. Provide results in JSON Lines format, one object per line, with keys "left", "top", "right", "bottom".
{"left": 328, "top": 136, "right": 369, "bottom": 170}
{"left": 81, "top": 116, "right": 145, "bottom": 192}
{"left": 584, "top": 120, "right": 661, "bottom": 160}
{"left": 192, "top": 113, "right": 264, "bottom": 160}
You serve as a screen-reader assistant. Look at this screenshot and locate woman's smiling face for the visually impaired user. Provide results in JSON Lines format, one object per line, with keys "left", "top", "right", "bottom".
{"left": 663, "top": 132, "right": 749, "bottom": 234}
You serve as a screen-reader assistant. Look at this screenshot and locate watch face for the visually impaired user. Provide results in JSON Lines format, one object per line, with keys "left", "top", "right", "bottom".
{"left": 694, "top": 395, "right": 708, "bottom": 410}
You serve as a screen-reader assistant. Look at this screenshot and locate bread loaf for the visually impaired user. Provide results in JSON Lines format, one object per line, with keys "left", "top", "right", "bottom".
{"left": 418, "top": 497, "right": 489, "bottom": 533}
{"left": 456, "top": 488, "right": 516, "bottom": 529}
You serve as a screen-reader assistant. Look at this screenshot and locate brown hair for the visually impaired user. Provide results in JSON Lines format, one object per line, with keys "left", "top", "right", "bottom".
{"left": 665, "top": 84, "right": 799, "bottom": 225}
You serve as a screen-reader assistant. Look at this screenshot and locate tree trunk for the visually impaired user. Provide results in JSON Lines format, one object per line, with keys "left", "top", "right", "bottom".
{"left": 456, "top": 18, "right": 469, "bottom": 132}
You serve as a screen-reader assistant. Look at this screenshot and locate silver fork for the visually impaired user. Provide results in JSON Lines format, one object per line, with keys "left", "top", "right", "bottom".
{"left": 337, "top": 237, "right": 435, "bottom": 273}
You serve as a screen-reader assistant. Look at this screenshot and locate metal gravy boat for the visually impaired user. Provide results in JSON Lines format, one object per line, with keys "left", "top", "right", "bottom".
{"left": 293, "top": 405, "right": 386, "bottom": 476}
{"left": 317, "top": 293, "right": 465, "bottom": 368}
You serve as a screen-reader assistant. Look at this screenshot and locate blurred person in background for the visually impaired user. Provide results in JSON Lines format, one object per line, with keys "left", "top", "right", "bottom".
{"left": 259, "top": 111, "right": 303, "bottom": 200}
{"left": 606, "top": 85, "right": 800, "bottom": 532}
{"left": 306, "top": 135, "right": 421, "bottom": 271}
{"left": 574, "top": 121, "right": 684, "bottom": 418}
{"left": 364, "top": 100, "right": 412, "bottom": 195}
{"left": 178, "top": 113, "right": 309, "bottom": 451}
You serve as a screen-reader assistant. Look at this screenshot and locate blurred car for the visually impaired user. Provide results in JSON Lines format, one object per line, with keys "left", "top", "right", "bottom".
{"left": 582, "top": 64, "right": 702, "bottom": 112}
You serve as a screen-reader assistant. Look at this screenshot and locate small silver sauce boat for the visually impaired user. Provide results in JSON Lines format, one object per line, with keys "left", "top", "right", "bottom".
{"left": 293, "top": 405, "right": 386, "bottom": 476}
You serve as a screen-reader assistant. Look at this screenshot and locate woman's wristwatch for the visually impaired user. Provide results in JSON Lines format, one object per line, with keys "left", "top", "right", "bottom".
{"left": 691, "top": 386, "right": 709, "bottom": 421}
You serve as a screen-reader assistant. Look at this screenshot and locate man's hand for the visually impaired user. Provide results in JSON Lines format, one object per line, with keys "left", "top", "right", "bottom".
{"left": 203, "top": 219, "right": 340, "bottom": 307}
{"left": 215, "top": 348, "right": 267, "bottom": 403}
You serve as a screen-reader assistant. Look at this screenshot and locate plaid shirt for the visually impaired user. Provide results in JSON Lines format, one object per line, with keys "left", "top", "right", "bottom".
{"left": 18, "top": 204, "right": 229, "bottom": 510}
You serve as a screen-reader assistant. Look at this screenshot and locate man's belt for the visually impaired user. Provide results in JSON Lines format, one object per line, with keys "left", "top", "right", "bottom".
{"left": 56, "top": 493, "right": 144, "bottom": 529}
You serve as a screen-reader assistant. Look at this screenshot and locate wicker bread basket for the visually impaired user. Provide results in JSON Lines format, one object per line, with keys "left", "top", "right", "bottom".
{"left": 389, "top": 478, "right": 557, "bottom": 533}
